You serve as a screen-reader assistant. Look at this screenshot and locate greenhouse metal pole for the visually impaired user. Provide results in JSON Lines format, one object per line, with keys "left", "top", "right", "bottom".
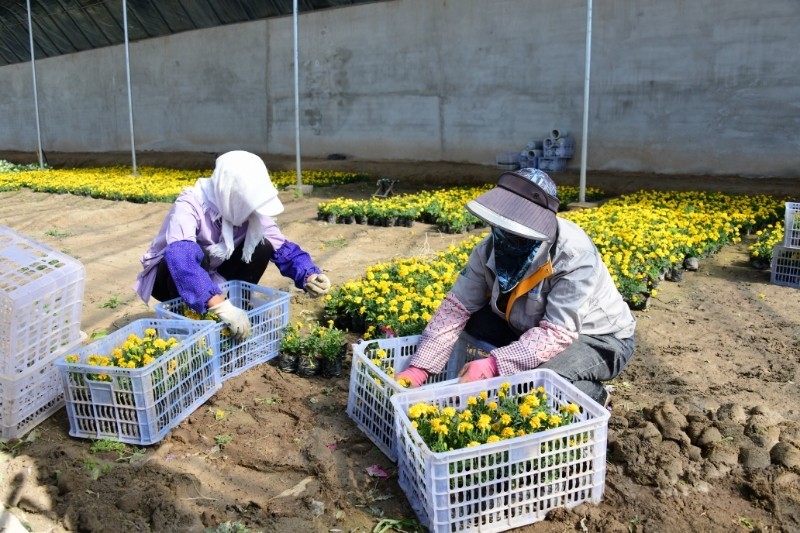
{"left": 578, "top": 0, "right": 592, "bottom": 203}
{"left": 26, "top": 0, "right": 44, "bottom": 168}
{"left": 122, "top": 0, "right": 137, "bottom": 175}
{"left": 293, "top": 0, "right": 303, "bottom": 194}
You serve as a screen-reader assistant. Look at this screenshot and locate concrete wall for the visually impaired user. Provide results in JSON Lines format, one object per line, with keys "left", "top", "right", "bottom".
{"left": 1, "top": 0, "right": 798, "bottom": 177}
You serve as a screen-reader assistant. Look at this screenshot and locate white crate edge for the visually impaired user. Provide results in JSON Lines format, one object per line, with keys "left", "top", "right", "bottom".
{"left": 346, "top": 334, "right": 482, "bottom": 462}
{"left": 0, "top": 331, "right": 88, "bottom": 442}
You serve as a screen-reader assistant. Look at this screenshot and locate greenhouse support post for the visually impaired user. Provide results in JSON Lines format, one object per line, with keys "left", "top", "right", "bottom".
{"left": 579, "top": 0, "right": 592, "bottom": 203}
{"left": 293, "top": 0, "right": 303, "bottom": 194}
{"left": 122, "top": 0, "right": 137, "bottom": 175}
{"left": 26, "top": 0, "right": 44, "bottom": 169}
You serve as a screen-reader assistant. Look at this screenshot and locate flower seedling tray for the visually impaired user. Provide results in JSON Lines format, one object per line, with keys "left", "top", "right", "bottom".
{"left": 390, "top": 370, "right": 610, "bottom": 533}
{"left": 347, "top": 332, "right": 491, "bottom": 461}
{"left": 155, "top": 281, "right": 290, "bottom": 380}
{"left": 56, "top": 319, "right": 220, "bottom": 445}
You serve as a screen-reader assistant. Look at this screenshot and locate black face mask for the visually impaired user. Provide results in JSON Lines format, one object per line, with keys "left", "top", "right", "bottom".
{"left": 491, "top": 227, "right": 542, "bottom": 292}
{"left": 492, "top": 227, "right": 538, "bottom": 254}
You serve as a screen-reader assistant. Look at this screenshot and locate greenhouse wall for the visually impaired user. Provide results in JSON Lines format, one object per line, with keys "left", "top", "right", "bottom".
{"left": 0, "top": 0, "right": 798, "bottom": 177}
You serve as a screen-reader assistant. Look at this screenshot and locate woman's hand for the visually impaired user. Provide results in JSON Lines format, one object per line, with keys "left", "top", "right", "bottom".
{"left": 305, "top": 273, "right": 331, "bottom": 297}
{"left": 457, "top": 356, "right": 498, "bottom": 383}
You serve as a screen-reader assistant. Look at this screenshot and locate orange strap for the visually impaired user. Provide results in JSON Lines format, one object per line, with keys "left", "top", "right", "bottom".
{"left": 505, "top": 260, "right": 553, "bottom": 321}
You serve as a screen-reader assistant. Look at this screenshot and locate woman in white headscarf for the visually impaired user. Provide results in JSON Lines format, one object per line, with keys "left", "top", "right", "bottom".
{"left": 134, "top": 151, "right": 330, "bottom": 339}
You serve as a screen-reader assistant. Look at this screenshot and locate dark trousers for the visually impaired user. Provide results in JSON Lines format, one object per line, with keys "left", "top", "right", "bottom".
{"left": 465, "top": 305, "right": 635, "bottom": 404}
{"left": 151, "top": 240, "right": 274, "bottom": 302}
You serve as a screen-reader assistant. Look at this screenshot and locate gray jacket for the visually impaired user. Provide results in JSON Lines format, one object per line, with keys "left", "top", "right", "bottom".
{"left": 451, "top": 218, "right": 636, "bottom": 339}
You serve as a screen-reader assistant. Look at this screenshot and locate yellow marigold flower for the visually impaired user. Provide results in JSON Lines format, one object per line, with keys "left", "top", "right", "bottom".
{"left": 411, "top": 421, "right": 418, "bottom": 429}
{"left": 548, "top": 414, "right": 563, "bottom": 426}
{"left": 487, "top": 401, "right": 498, "bottom": 410}
{"left": 529, "top": 418, "right": 541, "bottom": 429}
{"left": 476, "top": 414, "right": 492, "bottom": 431}
{"left": 516, "top": 429, "right": 526, "bottom": 437}
{"left": 538, "top": 411, "right": 549, "bottom": 421}
{"left": 560, "top": 403, "right": 580, "bottom": 415}
{"left": 501, "top": 427, "right": 515, "bottom": 439}
{"left": 524, "top": 395, "right": 540, "bottom": 407}
{"left": 466, "top": 441, "right": 480, "bottom": 448}
{"left": 486, "top": 435, "right": 501, "bottom": 443}
{"left": 458, "top": 422, "right": 474, "bottom": 433}
{"left": 168, "top": 359, "right": 178, "bottom": 375}
{"left": 145, "top": 328, "right": 156, "bottom": 337}
{"left": 65, "top": 354, "right": 79, "bottom": 363}
{"left": 459, "top": 409, "right": 473, "bottom": 421}
{"left": 396, "top": 377, "right": 412, "bottom": 388}
{"left": 478, "top": 391, "right": 488, "bottom": 400}
{"left": 442, "top": 407, "right": 456, "bottom": 418}
{"left": 467, "top": 396, "right": 477, "bottom": 406}
{"left": 408, "top": 403, "right": 428, "bottom": 419}
{"left": 519, "top": 404, "right": 533, "bottom": 419}
{"left": 500, "top": 413, "right": 512, "bottom": 425}
{"left": 500, "top": 382, "right": 511, "bottom": 392}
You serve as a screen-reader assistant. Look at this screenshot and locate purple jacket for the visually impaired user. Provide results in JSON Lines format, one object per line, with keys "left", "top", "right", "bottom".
{"left": 134, "top": 187, "right": 319, "bottom": 311}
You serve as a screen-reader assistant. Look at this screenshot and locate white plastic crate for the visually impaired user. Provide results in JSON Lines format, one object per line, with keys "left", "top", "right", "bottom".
{"left": 347, "top": 333, "right": 492, "bottom": 461}
{"left": 0, "top": 333, "right": 87, "bottom": 441}
{"left": 771, "top": 244, "right": 800, "bottom": 289}
{"left": 55, "top": 319, "right": 220, "bottom": 445}
{"left": 391, "top": 370, "right": 610, "bottom": 533}
{"left": 784, "top": 202, "right": 800, "bottom": 248}
{"left": 155, "top": 281, "right": 290, "bottom": 379}
{"left": 0, "top": 225, "right": 85, "bottom": 375}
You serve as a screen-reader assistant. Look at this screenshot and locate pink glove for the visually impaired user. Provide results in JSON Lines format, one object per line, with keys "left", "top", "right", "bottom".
{"left": 458, "top": 356, "right": 498, "bottom": 383}
{"left": 395, "top": 366, "right": 429, "bottom": 388}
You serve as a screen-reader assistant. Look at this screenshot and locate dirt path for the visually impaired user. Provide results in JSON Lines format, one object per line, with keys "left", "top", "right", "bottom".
{"left": 1, "top": 164, "right": 799, "bottom": 532}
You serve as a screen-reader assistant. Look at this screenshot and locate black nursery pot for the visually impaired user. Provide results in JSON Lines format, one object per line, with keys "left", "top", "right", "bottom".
{"left": 296, "top": 356, "right": 321, "bottom": 378}
{"left": 277, "top": 351, "right": 299, "bottom": 373}
{"left": 321, "top": 345, "right": 347, "bottom": 378}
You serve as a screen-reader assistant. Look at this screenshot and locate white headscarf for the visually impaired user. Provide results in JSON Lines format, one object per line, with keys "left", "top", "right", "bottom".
{"left": 194, "top": 151, "right": 284, "bottom": 263}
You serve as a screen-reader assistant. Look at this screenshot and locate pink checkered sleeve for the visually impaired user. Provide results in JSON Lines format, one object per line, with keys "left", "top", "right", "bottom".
{"left": 407, "top": 293, "right": 471, "bottom": 374}
{"left": 491, "top": 320, "right": 578, "bottom": 375}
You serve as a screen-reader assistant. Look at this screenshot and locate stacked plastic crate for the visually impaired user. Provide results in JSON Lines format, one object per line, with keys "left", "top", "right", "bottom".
{"left": 771, "top": 202, "right": 800, "bottom": 288}
{"left": 496, "top": 129, "right": 575, "bottom": 172}
{"left": 0, "top": 225, "right": 86, "bottom": 440}
{"left": 537, "top": 129, "right": 575, "bottom": 173}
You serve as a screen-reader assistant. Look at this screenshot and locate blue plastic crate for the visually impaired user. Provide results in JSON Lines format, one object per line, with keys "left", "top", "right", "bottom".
{"left": 155, "top": 281, "right": 291, "bottom": 380}
{"left": 55, "top": 319, "right": 220, "bottom": 445}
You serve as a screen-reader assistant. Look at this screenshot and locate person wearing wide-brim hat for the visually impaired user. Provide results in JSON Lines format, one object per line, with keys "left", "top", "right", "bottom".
{"left": 396, "top": 168, "right": 635, "bottom": 406}
{"left": 134, "top": 150, "right": 331, "bottom": 339}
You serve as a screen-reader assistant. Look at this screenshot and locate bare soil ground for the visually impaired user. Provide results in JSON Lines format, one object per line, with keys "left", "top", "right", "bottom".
{"left": 1, "top": 154, "right": 799, "bottom": 533}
